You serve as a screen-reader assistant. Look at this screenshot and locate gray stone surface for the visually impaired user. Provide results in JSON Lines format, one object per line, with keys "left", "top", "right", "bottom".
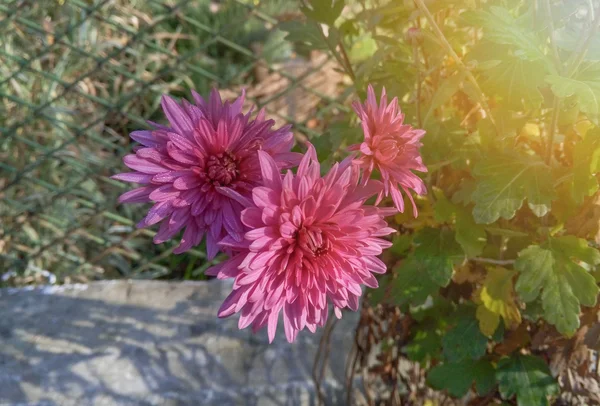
{"left": 0, "top": 280, "right": 360, "bottom": 406}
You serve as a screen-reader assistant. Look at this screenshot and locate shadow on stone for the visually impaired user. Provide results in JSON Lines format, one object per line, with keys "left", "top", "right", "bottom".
{"left": 0, "top": 280, "right": 358, "bottom": 406}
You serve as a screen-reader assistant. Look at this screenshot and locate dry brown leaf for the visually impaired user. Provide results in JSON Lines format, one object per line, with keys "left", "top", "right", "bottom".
{"left": 493, "top": 322, "right": 531, "bottom": 356}
{"left": 565, "top": 193, "right": 600, "bottom": 244}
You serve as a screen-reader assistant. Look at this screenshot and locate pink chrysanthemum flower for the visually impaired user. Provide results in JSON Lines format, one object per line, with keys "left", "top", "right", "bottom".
{"left": 113, "top": 89, "right": 301, "bottom": 259}
{"left": 206, "top": 144, "right": 396, "bottom": 343}
{"left": 349, "top": 85, "right": 427, "bottom": 216}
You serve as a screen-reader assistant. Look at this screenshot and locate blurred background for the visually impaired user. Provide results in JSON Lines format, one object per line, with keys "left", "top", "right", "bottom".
{"left": 0, "top": 0, "right": 351, "bottom": 285}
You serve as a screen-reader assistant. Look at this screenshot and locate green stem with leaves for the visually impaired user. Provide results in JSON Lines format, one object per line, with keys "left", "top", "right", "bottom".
{"left": 413, "top": 0, "right": 498, "bottom": 135}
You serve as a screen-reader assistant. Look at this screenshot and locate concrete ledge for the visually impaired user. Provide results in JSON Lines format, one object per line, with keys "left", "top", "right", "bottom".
{"left": 0, "top": 280, "right": 359, "bottom": 406}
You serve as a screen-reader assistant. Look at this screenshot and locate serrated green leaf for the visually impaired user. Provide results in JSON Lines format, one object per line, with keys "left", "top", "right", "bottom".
{"left": 461, "top": 7, "right": 548, "bottom": 62}
{"left": 482, "top": 58, "right": 546, "bottom": 110}
{"left": 391, "top": 256, "right": 438, "bottom": 306}
{"left": 472, "top": 152, "right": 556, "bottom": 224}
{"left": 546, "top": 74, "right": 600, "bottom": 120}
{"left": 515, "top": 236, "right": 600, "bottom": 335}
{"left": 414, "top": 228, "right": 464, "bottom": 286}
{"left": 442, "top": 311, "right": 488, "bottom": 362}
{"left": 496, "top": 354, "right": 559, "bottom": 406}
{"left": 428, "top": 359, "right": 496, "bottom": 398}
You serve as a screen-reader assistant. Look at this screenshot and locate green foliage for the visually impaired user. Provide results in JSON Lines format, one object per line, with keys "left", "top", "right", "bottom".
{"left": 496, "top": 354, "right": 560, "bottom": 406}
{"left": 435, "top": 190, "right": 487, "bottom": 257}
{"left": 462, "top": 7, "right": 547, "bottom": 62}
{"left": 572, "top": 128, "right": 600, "bottom": 203}
{"left": 482, "top": 58, "right": 546, "bottom": 110}
{"left": 471, "top": 152, "right": 556, "bottom": 224}
{"left": 291, "top": 0, "right": 598, "bottom": 403}
{"left": 442, "top": 309, "right": 488, "bottom": 362}
{"left": 546, "top": 72, "right": 600, "bottom": 121}
{"left": 428, "top": 359, "right": 495, "bottom": 397}
{"left": 413, "top": 228, "right": 463, "bottom": 287}
{"left": 389, "top": 256, "right": 438, "bottom": 306}
{"left": 515, "top": 237, "right": 600, "bottom": 335}
{"left": 279, "top": 20, "right": 332, "bottom": 51}
{"left": 301, "top": 0, "right": 344, "bottom": 26}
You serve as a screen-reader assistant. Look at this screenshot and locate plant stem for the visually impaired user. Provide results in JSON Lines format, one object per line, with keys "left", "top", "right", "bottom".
{"left": 545, "top": 0, "right": 561, "bottom": 73}
{"left": 337, "top": 37, "right": 356, "bottom": 82}
{"left": 413, "top": 0, "right": 498, "bottom": 135}
{"left": 545, "top": 96, "right": 560, "bottom": 165}
{"left": 472, "top": 257, "right": 515, "bottom": 266}
{"left": 413, "top": 43, "right": 422, "bottom": 128}
{"left": 317, "top": 24, "right": 356, "bottom": 82}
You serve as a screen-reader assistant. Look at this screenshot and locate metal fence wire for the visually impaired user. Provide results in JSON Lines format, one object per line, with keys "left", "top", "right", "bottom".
{"left": 0, "top": 0, "right": 347, "bottom": 283}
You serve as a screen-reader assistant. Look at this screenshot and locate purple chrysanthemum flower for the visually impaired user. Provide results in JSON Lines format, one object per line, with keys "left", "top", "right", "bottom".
{"left": 113, "top": 89, "right": 301, "bottom": 258}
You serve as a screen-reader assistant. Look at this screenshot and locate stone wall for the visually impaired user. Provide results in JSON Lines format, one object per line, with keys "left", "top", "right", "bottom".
{"left": 0, "top": 280, "right": 360, "bottom": 406}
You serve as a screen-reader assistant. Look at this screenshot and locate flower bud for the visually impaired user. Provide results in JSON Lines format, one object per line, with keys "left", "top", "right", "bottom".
{"left": 405, "top": 27, "right": 423, "bottom": 46}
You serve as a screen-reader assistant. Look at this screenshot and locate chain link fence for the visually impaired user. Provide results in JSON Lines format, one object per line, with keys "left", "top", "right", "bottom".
{"left": 0, "top": 0, "right": 346, "bottom": 284}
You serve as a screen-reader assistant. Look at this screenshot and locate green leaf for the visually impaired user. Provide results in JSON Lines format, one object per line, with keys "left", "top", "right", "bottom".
{"left": 515, "top": 236, "right": 600, "bottom": 335}
{"left": 482, "top": 58, "right": 546, "bottom": 110}
{"left": 476, "top": 267, "right": 522, "bottom": 336}
{"left": 369, "top": 274, "right": 390, "bottom": 305}
{"left": 434, "top": 189, "right": 486, "bottom": 257}
{"left": 462, "top": 7, "right": 547, "bottom": 62}
{"left": 391, "top": 256, "right": 439, "bottom": 306}
{"left": 572, "top": 128, "right": 600, "bottom": 203}
{"left": 428, "top": 359, "right": 496, "bottom": 398}
{"left": 455, "top": 207, "right": 487, "bottom": 258}
{"left": 433, "top": 188, "right": 456, "bottom": 223}
{"left": 301, "top": 0, "right": 344, "bottom": 26}
{"left": 471, "top": 152, "right": 556, "bottom": 224}
{"left": 414, "top": 228, "right": 464, "bottom": 286}
{"left": 496, "top": 354, "right": 559, "bottom": 406}
{"left": 279, "top": 20, "right": 329, "bottom": 50}
{"left": 422, "top": 119, "right": 467, "bottom": 164}
{"left": 390, "top": 234, "right": 413, "bottom": 256}
{"left": 312, "top": 131, "right": 341, "bottom": 163}
{"left": 442, "top": 311, "right": 488, "bottom": 362}
{"left": 546, "top": 74, "right": 600, "bottom": 120}
{"left": 349, "top": 34, "right": 377, "bottom": 63}
{"left": 405, "top": 322, "right": 443, "bottom": 363}
{"left": 452, "top": 179, "right": 477, "bottom": 205}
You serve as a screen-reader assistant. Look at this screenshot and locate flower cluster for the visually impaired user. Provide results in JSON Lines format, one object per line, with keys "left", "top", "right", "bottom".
{"left": 115, "top": 86, "right": 426, "bottom": 342}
